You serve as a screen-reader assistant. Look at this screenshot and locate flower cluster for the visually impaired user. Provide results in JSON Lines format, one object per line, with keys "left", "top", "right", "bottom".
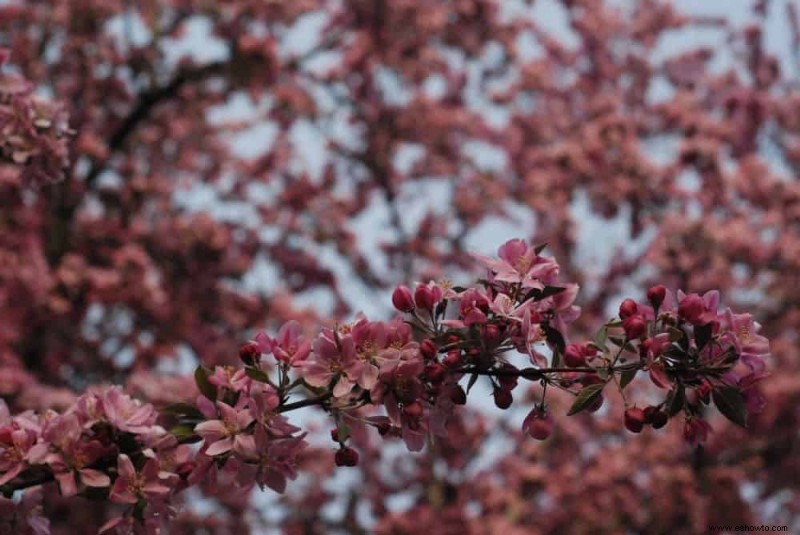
{"left": 0, "top": 49, "right": 71, "bottom": 188}
{"left": 0, "top": 239, "right": 769, "bottom": 534}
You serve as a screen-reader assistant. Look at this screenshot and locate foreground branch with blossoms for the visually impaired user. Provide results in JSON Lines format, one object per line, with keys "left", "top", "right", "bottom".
{"left": 0, "top": 239, "right": 769, "bottom": 534}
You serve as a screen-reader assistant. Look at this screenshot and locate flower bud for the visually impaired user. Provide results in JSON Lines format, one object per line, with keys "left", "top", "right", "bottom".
{"left": 420, "top": 339, "right": 438, "bottom": 361}
{"left": 334, "top": 447, "right": 359, "bottom": 467}
{"left": 392, "top": 285, "right": 415, "bottom": 312}
{"left": 484, "top": 323, "right": 502, "bottom": 347}
{"left": 623, "top": 315, "right": 647, "bottom": 340}
{"left": 564, "top": 344, "right": 586, "bottom": 367}
{"left": 522, "top": 407, "right": 554, "bottom": 440}
{"left": 647, "top": 285, "right": 667, "bottom": 308}
{"left": 424, "top": 363, "right": 447, "bottom": 384}
{"left": 414, "top": 283, "right": 440, "bottom": 311}
{"left": 624, "top": 407, "right": 646, "bottom": 433}
{"left": 239, "top": 342, "right": 261, "bottom": 366}
{"left": 644, "top": 405, "right": 669, "bottom": 429}
{"left": 330, "top": 429, "right": 340, "bottom": 442}
{"left": 494, "top": 388, "right": 513, "bottom": 409}
{"left": 443, "top": 350, "right": 462, "bottom": 368}
{"left": 619, "top": 298, "right": 638, "bottom": 319}
{"left": 678, "top": 293, "right": 706, "bottom": 325}
{"left": 402, "top": 401, "right": 424, "bottom": 418}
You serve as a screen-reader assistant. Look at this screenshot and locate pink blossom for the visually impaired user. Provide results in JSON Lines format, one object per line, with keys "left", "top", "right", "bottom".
{"left": 233, "top": 426, "right": 307, "bottom": 493}
{"left": 302, "top": 329, "right": 360, "bottom": 397}
{"left": 0, "top": 424, "right": 47, "bottom": 486}
{"left": 721, "top": 309, "right": 770, "bottom": 372}
{"left": 195, "top": 401, "right": 255, "bottom": 456}
{"left": 43, "top": 413, "right": 111, "bottom": 496}
{"left": 99, "top": 387, "right": 161, "bottom": 435}
{"left": 264, "top": 321, "right": 312, "bottom": 365}
{"left": 208, "top": 365, "right": 251, "bottom": 392}
{"left": 109, "top": 454, "right": 172, "bottom": 505}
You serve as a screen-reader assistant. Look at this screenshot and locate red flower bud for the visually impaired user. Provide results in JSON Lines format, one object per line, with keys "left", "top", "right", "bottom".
{"left": 677, "top": 293, "right": 706, "bottom": 325}
{"left": 402, "top": 401, "right": 424, "bottom": 418}
{"left": 623, "top": 315, "right": 647, "bottom": 340}
{"left": 392, "top": 285, "right": 415, "bottom": 312}
{"left": 239, "top": 342, "right": 261, "bottom": 366}
{"left": 619, "top": 298, "right": 638, "bottom": 319}
{"left": 414, "top": 284, "right": 440, "bottom": 310}
{"left": 484, "top": 323, "right": 502, "bottom": 347}
{"left": 564, "top": 344, "right": 586, "bottom": 367}
{"left": 522, "top": 407, "right": 554, "bottom": 440}
{"left": 334, "top": 447, "right": 359, "bottom": 467}
{"left": 424, "top": 363, "right": 447, "bottom": 384}
{"left": 330, "top": 429, "right": 340, "bottom": 442}
{"left": 420, "top": 339, "right": 438, "bottom": 361}
{"left": 647, "top": 285, "right": 667, "bottom": 308}
{"left": 644, "top": 406, "right": 669, "bottom": 429}
{"left": 624, "top": 407, "right": 646, "bottom": 433}
{"left": 443, "top": 350, "right": 462, "bottom": 368}
{"left": 494, "top": 388, "right": 513, "bottom": 409}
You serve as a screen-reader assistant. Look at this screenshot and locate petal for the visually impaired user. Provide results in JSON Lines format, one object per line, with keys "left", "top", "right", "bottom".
{"left": 79, "top": 468, "right": 111, "bottom": 488}
{"left": 55, "top": 470, "right": 78, "bottom": 498}
{"left": 117, "top": 454, "right": 136, "bottom": 480}
{"left": 206, "top": 437, "right": 234, "bottom": 456}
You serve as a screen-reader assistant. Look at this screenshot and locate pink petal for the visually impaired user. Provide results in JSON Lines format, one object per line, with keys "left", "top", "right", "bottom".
{"left": 80, "top": 468, "right": 111, "bottom": 488}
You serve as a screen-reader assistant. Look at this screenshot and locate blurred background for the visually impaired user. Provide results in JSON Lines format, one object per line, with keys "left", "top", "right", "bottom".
{"left": 0, "top": 0, "right": 798, "bottom": 533}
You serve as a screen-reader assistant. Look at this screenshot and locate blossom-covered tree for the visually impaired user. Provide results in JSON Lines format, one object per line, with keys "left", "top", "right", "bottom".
{"left": 0, "top": 0, "right": 796, "bottom": 533}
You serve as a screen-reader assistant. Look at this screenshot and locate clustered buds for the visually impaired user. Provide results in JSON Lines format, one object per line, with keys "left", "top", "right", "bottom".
{"left": 0, "top": 239, "right": 770, "bottom": 534}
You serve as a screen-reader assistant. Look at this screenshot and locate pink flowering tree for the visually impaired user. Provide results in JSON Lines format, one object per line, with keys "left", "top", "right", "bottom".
{"left": 0, "top": 0, "right": 795, "bottom": 532}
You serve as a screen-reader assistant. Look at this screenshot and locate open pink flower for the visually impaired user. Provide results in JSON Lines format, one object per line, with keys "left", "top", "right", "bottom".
{"left": 234, "top": 426, "right": 307, "bottom": 493}
{"left": 0, "top": 424, "right": 47, "bottom": 486}
{"left": 268, "top": 321, "right": 312, "bottom": 365}
{"left": 302, "top": 329, "right": 360, "bottom": 397}
{"left": 350, "top": 318, "right": 389, "bottom": 391}
{"left": 472, "top": 239, "right": 560, "bottom": 289}
{"left": 43, "top": 413, "right": 111, "bottom": 497}
{"left": 195, "top": 401, "right": 255, "bottom": 456}
{"left": 100, "top": 387, "right": 161, "bottom": 435}
{"left": 109, "top": 454, "right": 172, "bottom": 505}
{"left": 721, "top": 309, "right": 769, "bottom": 372}
{"left": 208, "top": 365, "right": 251, "bottom": 392}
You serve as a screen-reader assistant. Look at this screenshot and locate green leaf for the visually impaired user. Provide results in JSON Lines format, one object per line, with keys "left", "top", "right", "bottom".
{"left": 694, "top": 323, "right": 713, "bottom": 351}
{"left": 467, "top": 372, "right": 479, "bottom": 394}
{"left": 712, "top": 386, "right": 748, "bottom": 428}
{"left": 245, "top": 367, "right": 271, "bottom": 383}
{"left": 194, "top": 366, "right": 217, "bottom": 400}
{"left": 667, "top": 386, "right": 685, "bottom": 417}
{"left": 336, "top": 422, "right": 351, "bottom": 443}
{"left": 567, "top": 384, "right": 605, "bottom": 416}
{"left": 608, "top": 336, "right": 625, "bottom": 347}
{"left": 594, "top": 326, "right": 608, "bottom": 349}
{"left": 169, "top": 423, "right": 197, "bottom": 439}
{"left": 619, "top": 367, "right": 637, "bottom": 390}
{"left": 535, "top": 286, "right": 566, "bottom": 301}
